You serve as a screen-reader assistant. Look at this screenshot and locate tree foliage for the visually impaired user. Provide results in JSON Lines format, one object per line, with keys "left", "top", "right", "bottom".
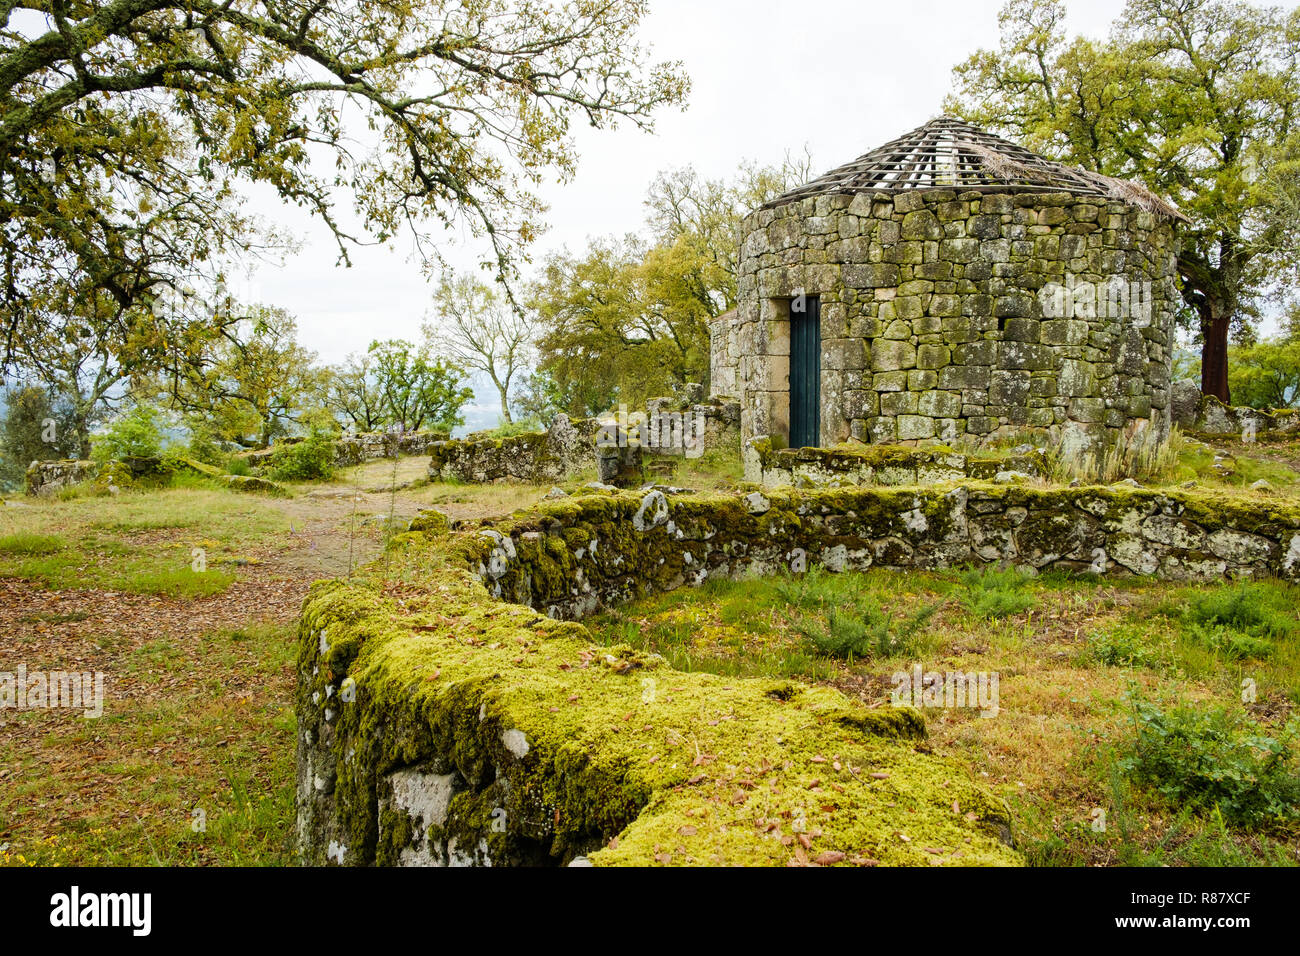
{"left": 427, "top": 273, "right": 536, "bottom": 424}
{"left": 1227, "top": 304, "right": 1300, "bottom": 408}
{"left": 363, "top": 338, "right": 472, "bottom": 433}
{"left": 91, "top": 401, "right": 166, "bottom": 461}
{"left": 0, "top": 383, "right": 81, "bottom": 487}
{"left": 1, "top": 0, "right": 688, "bottom": 375}
{"left": 531, "top": 158, "right": 811, "bottom": 413}
{"left": 325, "top": 350, "right": 387, "bottom": 435}
{"left": 166, "top": 305, "right": 323, "bottom": 448}
{"left": 324, "top": 339, "right": 472, "bottom": 434}
{"left": 946, "top": 0, "right": 1300, "bottom": 402}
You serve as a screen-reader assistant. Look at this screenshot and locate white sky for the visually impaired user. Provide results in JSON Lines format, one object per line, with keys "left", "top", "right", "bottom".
{"left": 242, "top": 0, "right": 1292, "bottom": 431}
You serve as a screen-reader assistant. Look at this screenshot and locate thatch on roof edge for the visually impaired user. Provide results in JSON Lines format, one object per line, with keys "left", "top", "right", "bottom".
{"left": 970, "top": 142, "right": 1188, "bottom": 223}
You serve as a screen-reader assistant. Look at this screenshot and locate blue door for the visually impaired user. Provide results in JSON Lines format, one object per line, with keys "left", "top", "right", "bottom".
{"left": 789, "top": 297, "right": 821, "bottom": 448}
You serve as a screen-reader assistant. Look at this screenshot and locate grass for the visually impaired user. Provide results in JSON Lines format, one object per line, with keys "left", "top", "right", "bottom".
{"left": 1167, "top": 437, "right": 1300, "bottom": 493}
{"left": 585, "top": 566, "right": 1300, "bottom": 866}
{"left": 589, "top": 575, "right": 838, "bottom": 680}
{"left": 3, "top": 442, "right": 1297, "bottom": 868}
{"left": 644, "top": 446, "right": 746, "bottom": 492}
{"left": 1049, "top": 426, "right": 1187, "bottom": 486}
{"left": 959, "top": 565, "right": 1039, "bottom": 619}
{"left": 0, "top": 532, "right": 67, "bottom": 555}
{"left": 0, "top": 485, "right": 286, "bottom": 596}
{"left": 0, "top": 622, "right": 297, "bottom": 866}
{"left": 1033, "top": 426, "right": 1300, "bottom": 495}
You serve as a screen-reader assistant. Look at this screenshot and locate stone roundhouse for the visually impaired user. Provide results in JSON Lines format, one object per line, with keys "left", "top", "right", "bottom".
{"left": 712, "top": 118, "right": 1185, "bottom": 456}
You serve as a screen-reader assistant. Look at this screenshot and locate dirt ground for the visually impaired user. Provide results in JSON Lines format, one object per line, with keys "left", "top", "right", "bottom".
{"left": 0, "top": 459, "right": 551, "bottom": 865}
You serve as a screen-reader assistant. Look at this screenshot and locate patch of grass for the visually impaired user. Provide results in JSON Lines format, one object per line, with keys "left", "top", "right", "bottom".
{"left": 589, "top": 564, "right": 1300, "bottom": 866}
{"left": 0, "top": 486, "right": 286, "bottom": 595}
{"left": 1015, "top": 764, "right": 1298, "bottom": 867}
{"left": 0, "top": 621, "right": 297, "bottom": 866}
{"left": 54, "top": 483, "right": 113, "bottom": 502}
{"left": 1183, "top": 581, "right": 1299, "bottom": 640}
{"left": 959, "top": 565, "right": 1038, "bottom": 620}
{"left": 0, "top": 531, "right": 66, "bottom": 555}
{"left": 166, "top": 471, "right": 228, "bottom": 493}
{"left": 17, "top": 610, "right": 91, "bottom": 625}
{"left": 1186, "top": 624, "right": 1276, "bottom": 660}
{"left": 1050, "top": 427, "right": 1185, "bottom": 485}
{"left": 647, "top": 446, "right": 745, "bottom": 492}
{"left": 1233, "top": 456, "right": 1300, "bottom": 489}
{"left": 1160, "top": 581, "right": 1300, "bottom": 662}
{"left": 1088, "top": 622, "right": 1174, "bottom": 669}
{"left": 1170, "top": 439, "right": 1300, "bottom": 493}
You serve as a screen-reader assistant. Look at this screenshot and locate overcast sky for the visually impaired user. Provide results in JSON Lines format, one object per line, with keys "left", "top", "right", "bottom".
{"left": 243, "top": 0, "right": 1292, "bottom": 431}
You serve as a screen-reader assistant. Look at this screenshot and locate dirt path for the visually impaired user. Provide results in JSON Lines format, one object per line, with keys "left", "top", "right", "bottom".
{"left": 0, "top": 473, "right": 483, "bottom": 864}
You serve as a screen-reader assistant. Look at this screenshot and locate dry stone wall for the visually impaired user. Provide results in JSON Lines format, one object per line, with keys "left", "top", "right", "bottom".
{"left": 1170, "top": 381, "right": 1300, "bottom": 439}
{"left": 24, "top": 460, "right": 101, "bottom": 496}
{"left": 25, "top": 457, "right": 285, "bottom": 496}
{"left": 241, "top": 429, "right": 449, "bottom": 471}
{"left": 743, "top": 439, "right": 1045, "bottom": 488}
{"left": 642, "top": 397, "right": 741, "bottom": 458}
{"left": 709, "top": 311, "right": 740, "bottom": 399}
{"left": 732, "top": 189, "right": 1180, "bottom": 456}
{"left": 296, "top": 481, "right": 1299, "bottom": 868}
{"left": 427, "top": 415, "right": 599, "bottom": 484}
{"left": 479, "top": 485, "right": 1300, "bottom": 621}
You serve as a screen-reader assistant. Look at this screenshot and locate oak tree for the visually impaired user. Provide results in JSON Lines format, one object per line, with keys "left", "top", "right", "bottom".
{"left": 947, "top": 0, "right": 1300, "bottom": 402}
{"left": 2, "top": 0, "right": 688, "bottom": 373}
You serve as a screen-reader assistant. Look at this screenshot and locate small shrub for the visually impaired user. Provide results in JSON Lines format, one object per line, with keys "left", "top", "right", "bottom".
{"left": 1120, "top": 696, "right": 1300, "bottom": 828}
{"left": 269, "top": 434, "right": 335, "bottom": 481}
{"left": 776, "top": 566, "right": 845, "bottom": 610}
{"left": 800, "top": 599, "right": 941, "bottom": 661}
{"left": 184, "top": 418, "right": 227, "bottom": 466}
{"left": 1186, "top": 623, "right": 1275, "bottom": 660}
{"left": 93, "top": 405, "right": 167, "bottom": 462}
{"left": 226, "top": 456, "right": 253, "bottom": 477}
{"left": 960, "top": 565, "right": 1037, "bottom": 619}
{"left": 300, "top": 407, "right": 343, "bottom": 440}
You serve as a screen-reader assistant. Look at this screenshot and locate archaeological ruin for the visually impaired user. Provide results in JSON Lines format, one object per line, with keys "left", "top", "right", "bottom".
{"left": 711, "top": 117, "right": 1187, "bottom": 457}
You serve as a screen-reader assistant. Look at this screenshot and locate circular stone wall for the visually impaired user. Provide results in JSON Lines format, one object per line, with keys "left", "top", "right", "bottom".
{"left": 733, "top": 188, "right": 1180, "bottom": 455}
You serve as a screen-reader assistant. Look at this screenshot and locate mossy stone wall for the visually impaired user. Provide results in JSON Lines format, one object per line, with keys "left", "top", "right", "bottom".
{"left": 742, "top": 439, "right": 1046, "bottom": 488}
{"left": 24, "top": 459, "right": 101, "bottom": 496}
{"left": 1171, "top": 381, "right": 1300, "bottom": 439}
{"left": 297, "top": 483, "right": 1300, "bottom": 868}
{"left": 729, "top": 189, "right": 1180, "bottom": 456}
{"left": 477, "top": 485, "right": 1300, "bottom": 621}
{"left": 427, "top": 415, "right": 599, "bottom": 484}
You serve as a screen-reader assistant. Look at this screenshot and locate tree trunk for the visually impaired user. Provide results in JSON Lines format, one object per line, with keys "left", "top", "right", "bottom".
{"left": 495, "top": 381, "right": 512, "bottom": 424}
{"left": 1200, "top": 306, "right": 1232, "bottom": 405}
{"left": 1179, "top": 249, "right": 1237, "bottom": 407}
